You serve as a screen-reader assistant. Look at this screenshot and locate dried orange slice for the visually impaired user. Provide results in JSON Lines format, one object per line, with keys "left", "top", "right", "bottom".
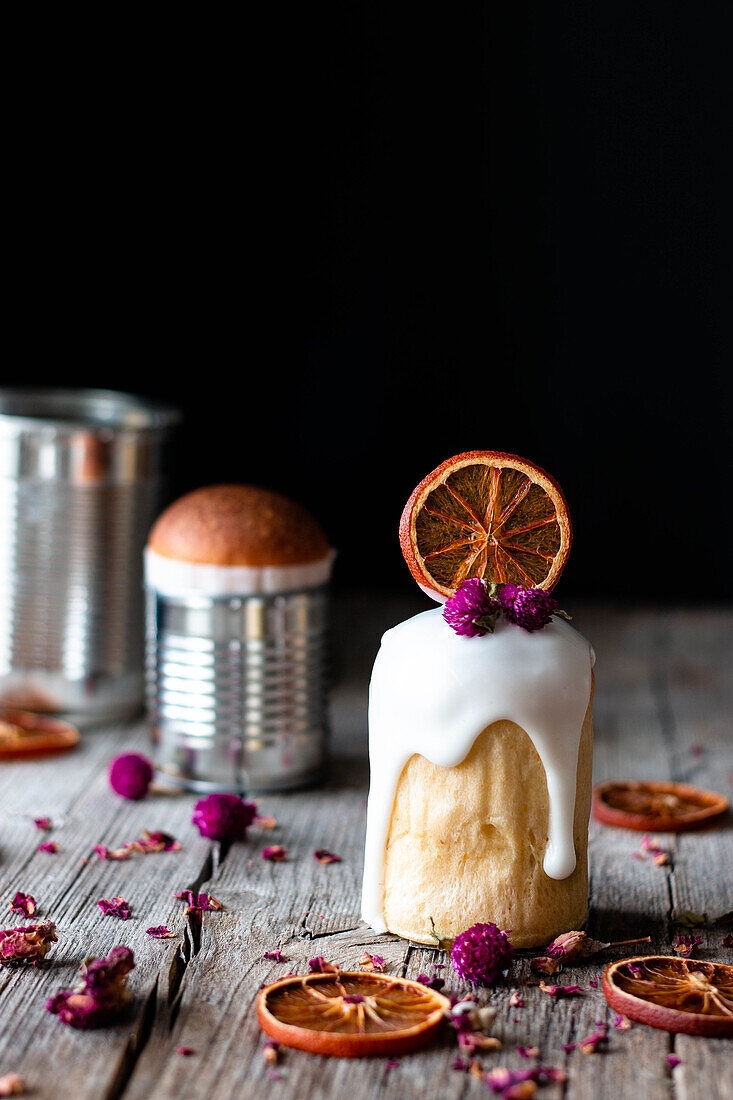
{"left": 257, "top": 971, "right": 450, "bottom": 1057}
{"left": 0, "top": 709, "right": 80, "bottom": 760}
{"left": 603, "top": 956, "right": 733, "bottom": 1036}
{"left": 593, "top": 780, "right": 729, "bottom": 832}
{"left": 399, "top": 451, "right": 571, "bottom": 599}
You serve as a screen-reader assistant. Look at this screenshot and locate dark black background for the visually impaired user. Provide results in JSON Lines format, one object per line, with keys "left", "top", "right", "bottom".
{"left": 6, "top": 6, "right": 731, "bottom": 600}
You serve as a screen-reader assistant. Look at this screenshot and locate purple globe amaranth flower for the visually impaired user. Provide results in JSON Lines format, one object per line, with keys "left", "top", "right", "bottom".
{"left": 443, "top": 578, "right": 500, "bottom": 637}
{"left": 499, "top": 584, "right": 558, "bottom": 632}
{"left": 191, "top": 793, "right": 257, "bottom": 841}
{"left": 450, "top": 922, "right": 514, "bottom": 984}
{"left": 109, "top": 753, "right": 154, "bottom": 800}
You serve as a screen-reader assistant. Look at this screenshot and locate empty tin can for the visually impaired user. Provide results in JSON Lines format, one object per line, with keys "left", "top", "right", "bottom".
{"left": 0, "top": 388, "right": 179, "bottom": 724}
{"left": 144, "top": 484, "right": 334, "bottom": 791}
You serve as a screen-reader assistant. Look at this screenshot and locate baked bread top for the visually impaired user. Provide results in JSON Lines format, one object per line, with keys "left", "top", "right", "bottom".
{"left": 148, "top": 484, "right": 330, "bottom": 567}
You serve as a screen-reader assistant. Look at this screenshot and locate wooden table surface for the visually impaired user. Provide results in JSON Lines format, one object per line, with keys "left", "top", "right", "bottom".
{"left": 1, "top": 597, "right": 731, "bottom": 1099}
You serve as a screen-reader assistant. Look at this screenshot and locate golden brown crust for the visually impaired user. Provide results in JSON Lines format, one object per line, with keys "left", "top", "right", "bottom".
{"left": 148, "top": 484, "right": 330, "bottom": 566}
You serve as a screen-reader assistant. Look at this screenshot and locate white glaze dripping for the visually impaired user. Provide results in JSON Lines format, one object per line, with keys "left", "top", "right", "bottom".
{"left": 361, "top": 609, "right": 594, "bottom": 934}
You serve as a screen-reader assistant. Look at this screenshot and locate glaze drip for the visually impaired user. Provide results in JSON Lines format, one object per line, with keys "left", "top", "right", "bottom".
{"left": 361, "top": 609, "right": 594, "bottom": 934}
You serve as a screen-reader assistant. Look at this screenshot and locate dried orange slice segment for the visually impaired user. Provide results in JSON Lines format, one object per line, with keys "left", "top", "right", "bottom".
{"left": 0, "top": 709, "right": 80, "bottom": 760}
{"left": 603, "top": 956, "right": 733, "bottom": 1036}
{"left": 399, "top": 451, "right": 571, "bottom": 599}
{"left": 257, "top": 971, "right": 450, "bottom": 1057}
{"left": 593, "top": 780, "right": 728, "bottom": 832}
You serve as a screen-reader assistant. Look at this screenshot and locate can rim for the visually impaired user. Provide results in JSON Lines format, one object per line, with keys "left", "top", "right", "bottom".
{"left": 0, "top": 388, "right": 181, "bottom": 433}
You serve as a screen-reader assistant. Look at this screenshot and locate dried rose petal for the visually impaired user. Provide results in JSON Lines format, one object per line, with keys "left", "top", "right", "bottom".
{"left": 9, "top": 893, "right": 36, "bottom": 918}
{"left": 667, "top": 1055, "right": 681, "bottom": 1068}
{"left": 92, "top": 844, "right": 132, "bottom": 861}
{"left": 576, "top": 1025, "right": 608, "bottom": 1054}
{"left": 36, "top": 842, "right": 58, "bottom": 854}
{"left": 416, "top": 972, "right": 445, "bottom": 991}
{"left": 539, "top": 981, "right": 583, "bottom": 998}
{"left": 173, "top": 890, "right": 222, "bottom": 914}
{"left": 530, "top": 956, "right": 561, "bottom": 975}
{"left": 509, "top": 991, "right": 524, "bottom": 1007}
{"left": 261, "top": 845, "right": 287, "bottom": 862}
{"left": 256, "top": 814, "right": 277, "bottom": 830}
{"left": 264, "top": 949, "right": 285, "bottom": 962}
{"left": 0, "top": 1074, "right": 24, "bottom": 1098}
{"left": 516, "top": 1046, "right": 540, "bottom": 1059}
{"left": 614, "top": 1014, "right": 632, "bottom": 1030}
{"left": 129, "top": 830, "right": 181, "bottom": 854}
{"left": 674, "top": 934, "right": 702, "bottom": 958}
{"left": 146, "top": 926, "right": 176, "bottom": 938}
{"left": 723, "top": 934, "right": 733, "bottom": 948}
{"left": 308, "top": 956, "right": 339, "bottom": 973}
{"left": 97, "top": 896, "right": 132, "bottom": 921}
{"left": 34, "top": 817, "right": 52, "bottom": 831}
{"left": 46, "top": 946, "right": 135, "bottom": 1029}
{"left": 358, "top": 951, "right": 385, "bottom": 971}
{"left": 262, "top": 1040, "right": 279, "bottom": 1065}
{"left": 313, "top": 849, "right": 341, "bottom": 864}
{"left": 385, "top": 1059, "right": 400, "bottom": 1072}
{"left": 0, "top": 921, "right": 57, "bottom": 963}
{"left": 176, "top": 1046, "right": 194, "bottom": 1056}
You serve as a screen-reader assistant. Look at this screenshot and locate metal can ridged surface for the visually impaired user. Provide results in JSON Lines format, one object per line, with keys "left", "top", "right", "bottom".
{"left": 146, "top": 586, "right": 329, "bottom": 792}
{"left": 0, "top": 389, "right": 178, "bottom": 723}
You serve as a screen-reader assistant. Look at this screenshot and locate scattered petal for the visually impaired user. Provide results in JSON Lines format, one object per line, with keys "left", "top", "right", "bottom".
{"left": 46, "top": 946, "right": 134, "bottom": 1028}
{"left": 34, "top": 817, "right": 52, "bottom": 831}
{"left": 0, "top": 921, "right": 57, "bottom": 963}
{"left": 358, "top": 951, "right": 386, "bottom": 971}
{"left": 262, "top": 1040, "right": 279, "bottom": 1065}
{"left": 308, "top": 956, "right": 339, "bottom": 973}
{"left": 509, "top": 991, "right": 524, "bottom": 1007}
{"left": 539, "top": 982, "right": 583, "bottom": 998}
{"left": 172, "top": 890, "right": 222, "bottom": 914}
{"left": 264, "top": 950, "right": 285, "bottom": 962}
{"left": 416, "top": 972, "right": 445, "bottom": 991}
{"left": 92, "top": 844, "right": 131, "bottom": 861}
{"left": 176, "top": 1046, "right": 194, "bottom": 1056}
{"left": 313, "top": 849, "right": 341, "bottom": 864}
{"left": 667, "top": 1055, "right": 681, "bottom": 1068}
{"left": 0, "top": 1074, "right": 24, "bottom": 1097}
{"left": 530, "top": 956, "right": 561, "bottom": 975}
{"left": 576, "top": 1024, "right": 608, "bottom": 1054}
{"left": 516, "top": 1046, "right": 540, "bottom": 1059}
{"left": 37, "top": 842, "right": 58, "bottom": 854}
{"left": 674, "top": 934, "right": 702, "bottom": 958}
{"left": 146, "top": 926, "right": 176, "bottom": 938}
{"left": 614, "top": 1014, "right": 632, "bottom": 1031}
{"left": 97, "top": 896, "right": 132, "bottom": 921}
{"left": 9, "top": 893, "right": 36, "bottom": 918}
{"left": 385, "top": 1059, "right": 400, "bottom": 1073}
{"left": 255, "top": 814, "right": 277, "bottom": 830}
{"left": 262, "top": 845, "right": 288, "bottom": 862}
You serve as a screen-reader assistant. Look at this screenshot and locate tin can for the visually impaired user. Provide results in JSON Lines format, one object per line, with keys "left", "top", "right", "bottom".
{"left": 0, "top": 388, "right": 179, "bottom": 724}
{"left": 146, "top": 585, "right": 330, "bottom": 791}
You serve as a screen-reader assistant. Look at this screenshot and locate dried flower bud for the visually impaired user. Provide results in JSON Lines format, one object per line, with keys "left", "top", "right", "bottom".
{"left": 109, "top": 753, "right": 154, "bottom": 800}
{"left": 46, "top": 946, "right": 134, "bottom": 1029}
{"left": 192, "top": 794, "right": 256, "bottom": 841}
{"left": 0, "top": 920, "right": 57, "bottom": 964}
{"left": 546, "top": 930, "right": 608, "bottom": 961}
{"left": 9, "top": 893, "right": 36, "bottom": 918}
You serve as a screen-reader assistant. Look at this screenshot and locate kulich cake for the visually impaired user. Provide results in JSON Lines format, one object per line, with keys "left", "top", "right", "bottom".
{"left": 145, "top": 484, "right": 334, "bottom": 596}
{"left": 145, "top": 484, "right": 334, "bottom": 792}
{"left": 361, "top": 451, "right": 595, "bottom": 949}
